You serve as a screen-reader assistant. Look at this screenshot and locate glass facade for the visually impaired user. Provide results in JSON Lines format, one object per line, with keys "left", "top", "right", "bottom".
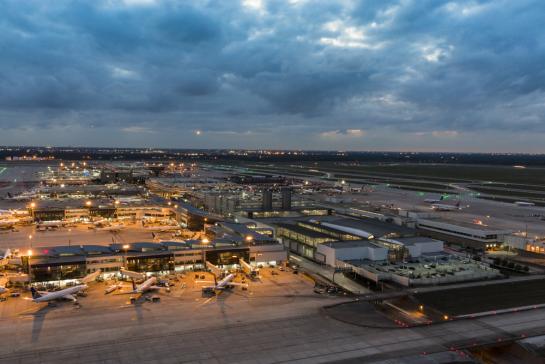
{"left": 33, "top": 209, "right": 65, "bottom": 221}
{"left": 205, "top": 249, "right": 249, "bottom": 266}
{"left": 30, "top": 261, "right": 87, "bottom": 282}
{"left": 126, "top": 254, "right": 174, "bottom": 272}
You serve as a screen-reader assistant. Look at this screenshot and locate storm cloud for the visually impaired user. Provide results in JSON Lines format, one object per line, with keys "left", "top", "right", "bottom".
{"left": 1, "top": 0, "right": 545, "bottom": 152}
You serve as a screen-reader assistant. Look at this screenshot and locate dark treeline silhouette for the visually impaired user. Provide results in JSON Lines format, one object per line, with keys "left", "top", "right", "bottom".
{"left": 2, "top": 147, "right": 545, "bottom": 165}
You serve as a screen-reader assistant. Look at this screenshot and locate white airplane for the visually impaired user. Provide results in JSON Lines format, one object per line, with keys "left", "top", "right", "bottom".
{"left": 104, "top": 283, "right": 123, "bottom": 295}
{"left": 37, "top": 220, "right": 64, "bottom": 228}
{"left": 30, "top": 284, "right": 87, "bottom": 303}
{"left": 126, "top": 277, "right": 163, "bottom": 294}
{"left": 0, "top": 220, "right": 17, "bottom": 229}
{"left": 424, "top": 198, "right": 442, "bottom": 204}
{"left": 201, "top": 273, "right": 248, "bottom": 294}
{"left": 515, "top": 201, "right": 535, "bottom": 207}
{"left": 28, "top": 270, "right": 101, "bottom": 304}
{"left": 116, "top": 197, "right": 145, "bottom": 204}
{"left": 431, "top": 201, "right": 462, "bottom": 211}
{"left": 119, "top": 268, "right": 167, "bottom": 296}
{"left": 95, "top": 224, "right": 125, "bottom": 232}
{"left": 8, "top": 192, "right": 39, "bottom": 201}
{"left": 143, "top": 225, "right": 179, "bottom": 232}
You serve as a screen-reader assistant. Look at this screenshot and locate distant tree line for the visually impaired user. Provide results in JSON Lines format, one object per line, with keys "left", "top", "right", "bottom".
{"left": 2, "top": 147, "right": 545, "bottom": 165}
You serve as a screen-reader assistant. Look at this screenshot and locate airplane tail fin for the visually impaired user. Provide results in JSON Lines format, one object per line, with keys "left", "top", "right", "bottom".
{"left": 131, "top": 279, "right": 137, "bottom": 292}
{"left": 440, "top": 195, "right": 444, "bottom": 201}
{"left": 30, "top": 287, "right": 41, "bottom": 299}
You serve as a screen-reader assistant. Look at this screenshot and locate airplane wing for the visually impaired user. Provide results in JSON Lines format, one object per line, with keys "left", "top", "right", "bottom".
{"left": 62, "top": 294, "right": 77, "bottom": 302}
{"left": 114, "top": 289, "right": 138, "bottom": 295}
{"left": 227, "top": 282, "right": 249, "bottom": 287}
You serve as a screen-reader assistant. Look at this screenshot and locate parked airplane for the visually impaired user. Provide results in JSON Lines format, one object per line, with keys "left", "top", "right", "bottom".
{"left": 118, "top": 268, "right": 168, "bottom": 296}
{"left": 425, "top": 198, "right": 442, "bottom": 204}
{"left": 37, "top": 220, "right": 64, "bottom": 228}
{"left": 431, "top": 201, "right": 462, "bottom": 211}
{"left": 104, "top": 283, "right": 123, "bottom": 295}
{"left": 126, "top": 277, "right": 164, "bottom": 295}
{"left": 30, "top": 284, "right": 87, "bottom": 304}
{"left": 201, "top": 273, "right": 248, "bottom": 294}
{"left": 95, "top": 224, "right": 125, "bottom": 232}
{"left": 143, "top": 225, "right": 180, "bottom": 232}
{"left": 425, "top": 195, "right": 446, "bottom": 204}
{"left": 7, "top": 192, "right": 39, "bottom": 201}
{"left": 515, "top": 201, "right": 536, "bottom": 207}
{"left": 28, "top": 270, "right": 101, "bottom": 304}
{"left": 0, "top": 219, "right": 17, "bottom": 230}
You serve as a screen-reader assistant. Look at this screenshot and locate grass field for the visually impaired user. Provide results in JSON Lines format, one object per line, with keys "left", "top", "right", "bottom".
{"left": 313, "top": 163, "right": 545, "bottom": 185}
{"left": 470, "top": 186, "right": 545, "bottom": 200}
{"left": 213, "top": 161, "right": 545, "bottom": 199}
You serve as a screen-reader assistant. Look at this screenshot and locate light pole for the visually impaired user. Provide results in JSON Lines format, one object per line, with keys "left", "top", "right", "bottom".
{"left": 26, "top": 249, "right": 33, "bottom": 285}
{"left": 122, "top": 244, "right": 130, "bottom": 269}
{"left": 29, "top": 202, "right": 36, "bottom": 220}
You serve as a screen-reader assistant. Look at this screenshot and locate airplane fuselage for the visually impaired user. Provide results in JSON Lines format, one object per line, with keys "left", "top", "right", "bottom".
{"left": 134, "top": 277, "right": 159, "bottom": 293}
{"left": 215, "top": 274, "right": 235, "bottom": 290}
{"left": 32, "top": 284, "right": 88, "bottom": 303}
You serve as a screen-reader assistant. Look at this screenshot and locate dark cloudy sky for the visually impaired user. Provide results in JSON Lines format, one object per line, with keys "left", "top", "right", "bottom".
{"left": 1, "top": 0, "right": 545, "bottom": 152}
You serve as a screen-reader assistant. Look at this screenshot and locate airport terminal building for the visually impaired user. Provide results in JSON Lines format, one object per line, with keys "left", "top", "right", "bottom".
{"left": 22, "top": 223, "right": 287, "bottom": 284}
{"left": 25, "top": 240, "right": 286, "bottom": 284}
{"left": 415, "top": 218, "right": 512, "bottom": 250}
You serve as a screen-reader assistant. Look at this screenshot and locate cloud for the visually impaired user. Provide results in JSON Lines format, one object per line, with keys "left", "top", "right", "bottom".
{"left": 121, "top": 126, "right": 156, "bottom": 133}
{"left": 0, "top": 0, "right": 544, "bottom": 151}
{"left": 320, "top": 129, "right": 365, "bottom": 138}
{"left": 431, "top": 130, "right": 459, "bottom": 138}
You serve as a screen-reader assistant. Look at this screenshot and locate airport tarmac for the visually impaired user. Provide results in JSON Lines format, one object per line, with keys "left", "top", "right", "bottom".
{"left": 1, "top": 268, "right": 545, "bottom": 363}
{"left": 314, "top": 185, "right": 545, "bottom": 238}
{"left": 0, "top": 224, "right": 180, "bottom": 250}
